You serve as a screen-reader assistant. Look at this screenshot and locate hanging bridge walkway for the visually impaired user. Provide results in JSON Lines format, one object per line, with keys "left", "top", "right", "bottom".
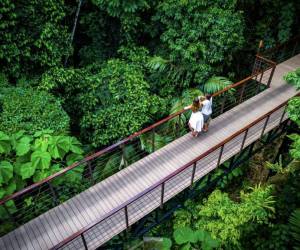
{"left": 0, "top": 41, "right": 300, "bottom": 249}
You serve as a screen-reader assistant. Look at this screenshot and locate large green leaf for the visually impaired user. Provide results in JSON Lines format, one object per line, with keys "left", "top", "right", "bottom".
{"left": 16, "top": 136, "right": 32, "bottom": 156}
{"left": 31, "top": 151, "right": 51, "bottom": 170}
{"left": 0, "top": 161, "right": 13, "bottom": 185}
{"left": 200, "top": 230, "right": 220, "bottom": 250}
{"left": 173, "top": 227, "right": 196, "bottom": 244}
{"left": 33, "top": 137, "right": 49, "bottom": 152}
{"left": 0, "top": 131, "right": 11, "bottom": 154}
{"left": 10, "top": 130, "right": 25, "bottom": 149}
{"left": 4, "top": 181, "right": 16, "bottom": 196}
{"left": 69, "top": 137, "right": 84, "bottom": 155}
{"left": 19, "top": 162, "right": 36, "bottom": 180}
{"left": 48, "top": 136, "right": 68, "bottom": 159}
{"left": 162, "top": 238, "right": 172, "bottom": 250}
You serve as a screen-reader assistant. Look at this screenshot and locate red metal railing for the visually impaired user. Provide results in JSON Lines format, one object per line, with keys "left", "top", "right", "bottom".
{"left": 0, "top": 55, "right": 276, "bottom": 236}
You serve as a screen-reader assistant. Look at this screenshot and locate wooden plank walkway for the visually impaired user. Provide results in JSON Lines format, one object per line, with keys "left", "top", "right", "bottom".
{"left": 1, "top": 54, "right": 300, "bottom": 250}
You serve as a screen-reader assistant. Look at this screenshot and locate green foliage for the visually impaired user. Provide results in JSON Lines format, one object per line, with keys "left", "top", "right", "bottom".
{"left": 173, "top": 227, "right": 219, "bottom": 250}
{"left": 289, "top": 209, "right": 300, "bottom": 248}
{"left": 91, "top": 0, "right": 150, "bottom": 41}
{"left": 195, "top": 185, "right": 275, "bottom": 247}
{"left": 0, "top": 73, "right": 9, "bottom": 88}
{"left": 288, "top": 134, "right": 300, "bottom": 160}
{"left": 152, "top": 0, "right": 244, "bottom": 88}
{"left": 0, "top": 129, "right": 84, "bottom": 231}
{"left": 284, "top": 68, "right": 300, "bottom": 90}
{"left": 78, "top": 7, "right": 120, "bottom": 66}
{"left": 80, "top": 59, "right": 165, "bottom": 146}
{"left": 0, "top": 87, "right": 70, "bottom": 135}
{"left": 0, "top": 0, "right": 71, "bottom": 78}
{"left": 0, "top": 130, "right": 84, "bottom": 204}
{"left": 250, "top": 224, "right": 291, "bottom": 250}
{"left": 287, "top": 97, "right": 300, "bottom": 127}
{"left": 216, "top": 165, "right": 244, "bottom": 189}
{"left": 202, "top": 76, "right": 233, "bottom": 94}
{"left": 278, "top": 2, "right": 295, "bottom": 43}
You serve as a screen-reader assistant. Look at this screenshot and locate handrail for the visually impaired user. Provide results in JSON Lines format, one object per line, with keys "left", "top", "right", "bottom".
{"left": 0, "top": 65, "right": 273, "bottom": 207}
{"left": 52, "top": 91, "right": 299, "bottom": 250}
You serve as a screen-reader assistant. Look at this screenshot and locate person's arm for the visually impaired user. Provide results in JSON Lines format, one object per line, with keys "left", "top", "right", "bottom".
{"left": 184, "top": 105, "right": 192, "bottom": 110}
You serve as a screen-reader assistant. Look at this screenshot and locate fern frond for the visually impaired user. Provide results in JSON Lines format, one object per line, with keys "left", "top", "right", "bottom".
{"left": 289, "top": 209, "right": 300, "bottom": 247}
{"left": 203, "top": 76, "right": 233, "bottom": 94}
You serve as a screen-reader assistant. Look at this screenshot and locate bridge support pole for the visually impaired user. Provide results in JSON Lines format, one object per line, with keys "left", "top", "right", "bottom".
{"left": 267, "top": 66, "right": 276, "bottom": 88}
{"left": 260, "top": 115, "right": 270, "bottom": 139}
{"left": 160, "top": 183, "right": 165, "bottom": 209}
{"left": 81, "top": 234, "right": 88, "bottom": 250}
{"left": 190, "top": 162, "right": 197, "bottom": 189}
{"left": 125, "top": 206, "right": 130, "bottom": 231}
{"left": 216, "top": 145, "right": 224, "bottom": 168}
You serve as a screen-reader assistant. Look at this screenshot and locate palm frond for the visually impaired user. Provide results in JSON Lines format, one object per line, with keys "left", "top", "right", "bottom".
{"left": 203, "top": 76, "right": 233, "bottom": 94}
{"left": 147, "top": 56, "right": 169, "bottom": 72}
{"left": 289, "top": 209, "right": 300, "bottom": 248}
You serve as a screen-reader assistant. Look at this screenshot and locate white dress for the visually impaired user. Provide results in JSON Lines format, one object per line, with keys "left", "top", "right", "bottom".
{"left": 189, "top": 111, "right": 204, "bottom": 132}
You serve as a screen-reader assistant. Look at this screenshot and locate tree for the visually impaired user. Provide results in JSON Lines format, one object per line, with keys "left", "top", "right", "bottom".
{"left": 151, "top": 0, "right": 244, "bottom": 88}
{"left": 80, "top": 59, "right": 165, "bottom": 146}
{"left": 0, "top": 87, "right": 70, "bottom": 135}
{"left": 0, "top": 0, "right": 72, "bottom": 78}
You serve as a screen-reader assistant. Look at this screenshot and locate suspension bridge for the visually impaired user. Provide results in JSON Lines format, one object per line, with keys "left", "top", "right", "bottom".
{"left": 0, "top": 39, "right": 300, "bottom": 249}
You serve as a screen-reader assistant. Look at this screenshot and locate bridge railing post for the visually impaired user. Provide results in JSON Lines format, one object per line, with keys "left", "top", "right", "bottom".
{"left": 190, "top": 162, "right": 197, "bottom": 188}
{"left": 267, "top": 65, "right": 276, "bottom": 88}
{"left": 216, "top": 145, "right": 224, "bottom": 168}
{"left": 279, "top": 105, "right": 286, "bottom": 125}
{"left": 261, "top": 115, "right": 270, "bottom": 139}
{"left": 81, "top": 233, "right": 88, "bottom": 250}
{"left": 160, "top": 182, "right": 165, "bottom": 209}
{"left": 240, "top": 128, "right": 249, "bottom": 153}
{"left": 125, "top": 205, "right": 129, "bottom": 231}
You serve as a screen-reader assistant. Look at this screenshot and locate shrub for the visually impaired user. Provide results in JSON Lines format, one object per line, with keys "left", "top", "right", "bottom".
{"left": 283, "top": 67, "right": 300, "bottom": 89}
{"left": 80, "top": 59, "right": 166, "bottom": 146}
{"left": 0, "top": 87, "right": 70, "bottom": 134}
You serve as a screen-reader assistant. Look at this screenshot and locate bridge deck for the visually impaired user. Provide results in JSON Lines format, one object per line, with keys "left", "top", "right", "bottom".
{"left": 1, "top": 54, "right": 300, "bottom": 250}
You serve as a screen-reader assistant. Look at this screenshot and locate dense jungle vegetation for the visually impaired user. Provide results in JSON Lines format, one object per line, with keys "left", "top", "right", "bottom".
{"left": 0, "top": 0, "right": 300, "bottom": 249}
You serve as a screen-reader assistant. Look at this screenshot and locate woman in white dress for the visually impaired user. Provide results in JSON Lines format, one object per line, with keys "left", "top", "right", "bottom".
{"left": 188, "top": 97, "right": 204, "bottom": 137}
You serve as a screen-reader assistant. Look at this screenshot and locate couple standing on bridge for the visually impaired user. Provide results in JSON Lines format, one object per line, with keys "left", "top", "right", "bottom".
{"left": 185, "top": 94, "right": 213, "bottom": 137}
